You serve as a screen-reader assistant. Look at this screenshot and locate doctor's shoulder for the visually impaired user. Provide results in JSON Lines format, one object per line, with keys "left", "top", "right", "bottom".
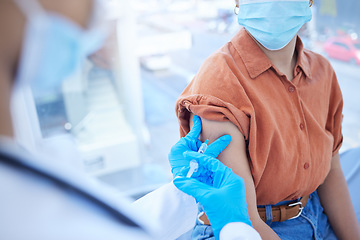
{"left": 0, "top": 149, "right": 152, "bottom": 239}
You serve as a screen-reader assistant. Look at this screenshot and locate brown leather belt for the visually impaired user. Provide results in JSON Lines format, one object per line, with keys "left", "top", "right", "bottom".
{"left": 199, "top": 195, "right": 309, "bottom": 225}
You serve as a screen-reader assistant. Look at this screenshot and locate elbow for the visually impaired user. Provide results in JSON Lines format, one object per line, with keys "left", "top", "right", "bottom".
{"left": 249, "top": 211, "right": 264, "bottom": 228}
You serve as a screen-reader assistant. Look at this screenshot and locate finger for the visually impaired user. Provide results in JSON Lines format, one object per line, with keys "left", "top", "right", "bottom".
{"left": 205, "top": 135, "right": 231, "bottom": 158}
{"left": 183, "top": 151, "right": 238, "bottom": 189}
{"left": 185, "top": 115, "right": 202, "bottom": 140}
{"left": 213, "top": 166, "right": 227, "bottom": 188}
{"left": 173, "top": 177, "right": 211, "bottom": 200}
{"left": 177, "top": 164, "right": 211, "bottom": 183}
{"left": 174, "top": 166, "right": 190, "bottom": 177}
{"left": 183, "top": 151, "right": 209, "bottom": 162}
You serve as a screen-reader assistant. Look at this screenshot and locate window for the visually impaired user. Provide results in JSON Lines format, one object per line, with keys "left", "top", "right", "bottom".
{"left": 333, "top": 41, "right": 350, "bottom": 50}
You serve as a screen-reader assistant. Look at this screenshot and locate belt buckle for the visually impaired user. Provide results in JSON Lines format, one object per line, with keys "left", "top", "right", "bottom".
{"left": 288, "top": 201, "right": 303, "bottom": 220}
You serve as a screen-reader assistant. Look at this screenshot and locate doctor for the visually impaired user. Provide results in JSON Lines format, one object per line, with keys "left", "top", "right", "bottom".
{"left": 0, "top": 0, "right": 261, "bottom": 239}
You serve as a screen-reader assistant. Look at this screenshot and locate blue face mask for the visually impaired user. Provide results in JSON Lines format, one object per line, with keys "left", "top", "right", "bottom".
{"left": 237, "top": 0, "right": 312, "bottom": 50}
{"left": 13, "top": 0, "right": 106, "bottom": 98}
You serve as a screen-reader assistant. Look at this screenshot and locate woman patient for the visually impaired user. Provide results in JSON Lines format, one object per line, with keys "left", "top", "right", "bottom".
{"left": 176, "top": 0, "right": 360, "bottom": 239}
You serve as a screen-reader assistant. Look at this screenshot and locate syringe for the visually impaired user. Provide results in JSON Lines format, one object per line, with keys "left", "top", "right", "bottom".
{"left": 186, "top": 139, "right": 209, "bottom": 178}
{"left": 198, "top": 139, "right": 209, "bottom": 154}
{"left": 186, "top": 160, "right": 199, "bottom": 178}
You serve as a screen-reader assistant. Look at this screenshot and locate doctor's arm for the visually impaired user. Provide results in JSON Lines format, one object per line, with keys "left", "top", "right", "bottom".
{"left": 132, "top": 181, "right": 198, "bottom": 240}
{"left": 133, "top": 176, "right": 261, "bottom": 240}
{"left": 192, "top": 115, "right": 280, "bottom": 240}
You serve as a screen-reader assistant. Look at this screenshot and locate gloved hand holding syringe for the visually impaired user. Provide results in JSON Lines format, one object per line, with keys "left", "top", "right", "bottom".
{"left": 186, "top": 139, "right": 209, "bottom": 178}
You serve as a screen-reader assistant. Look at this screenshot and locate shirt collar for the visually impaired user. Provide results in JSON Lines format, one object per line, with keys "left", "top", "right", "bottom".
{"left": 295, "top": 37, "right": 312, "bottom": 79}
{"left": 231, "top": 28, "right": 312, "bottom": 79}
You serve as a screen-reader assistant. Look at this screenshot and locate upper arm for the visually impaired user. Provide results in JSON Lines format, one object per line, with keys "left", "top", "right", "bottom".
{"left": 189, "top": 113, "right": 260, "bottom": 222}
{"left": 331, "top": 153, "right": 341, "bottom": 170}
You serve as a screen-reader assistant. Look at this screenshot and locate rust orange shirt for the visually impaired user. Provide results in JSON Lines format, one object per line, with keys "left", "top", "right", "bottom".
{"left": 176, "top": 28, "right": 343, "bottom": 205}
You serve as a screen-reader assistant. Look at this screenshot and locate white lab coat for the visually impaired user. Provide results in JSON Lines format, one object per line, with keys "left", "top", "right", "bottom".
{"left": 0, "top": 137, "right": 261, "bottom": 240}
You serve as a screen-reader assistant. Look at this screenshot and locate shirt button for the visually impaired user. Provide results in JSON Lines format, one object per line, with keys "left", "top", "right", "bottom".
{"left": 288, "top": 86, "right": 295, "bottom": 93}
{"left": 299, "top": 123, "right": 305, "bottom": 130}
{"left": 304, "top": 163, "right": 310, "bottom": 169}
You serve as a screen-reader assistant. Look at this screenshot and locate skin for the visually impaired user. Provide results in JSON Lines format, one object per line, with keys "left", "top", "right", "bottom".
{"left": 0, "top": 0, "right": 93, "bottom": 138}
{"left": 189, "top": 1, "right": 360, "bottom": 239}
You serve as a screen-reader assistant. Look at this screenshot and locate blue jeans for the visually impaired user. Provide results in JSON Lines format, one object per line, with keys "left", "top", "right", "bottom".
{"left": 192, "top": 191, "right": 337, "bottom": 240}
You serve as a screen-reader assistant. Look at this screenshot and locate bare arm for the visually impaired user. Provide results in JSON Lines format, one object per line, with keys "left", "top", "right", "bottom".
{"left": 317, "top": 153, "right": 360, "bottom": 239}
{"left": 190, "top": 114, "right": 280, "bottom": 240}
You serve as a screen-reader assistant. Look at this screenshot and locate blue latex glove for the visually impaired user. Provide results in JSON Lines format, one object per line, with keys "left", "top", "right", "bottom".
{"left": 173, "top": 151, "right": 252, "bottom": 240}
{"left": 168, "top": 115, "right": 231, "bottom": 177}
